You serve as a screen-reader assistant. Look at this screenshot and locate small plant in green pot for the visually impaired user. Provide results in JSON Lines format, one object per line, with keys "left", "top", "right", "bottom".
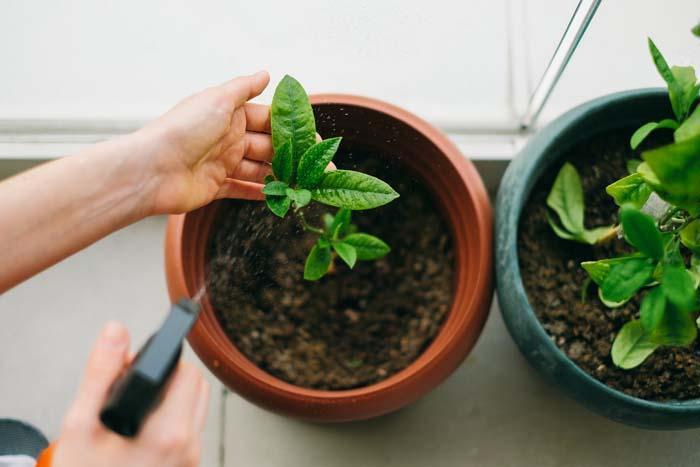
{"left": 546, "top": 37, "right": 700, "bottom": 369}
{"left": 496, "top": 27, "right": 700, "bottom": 429}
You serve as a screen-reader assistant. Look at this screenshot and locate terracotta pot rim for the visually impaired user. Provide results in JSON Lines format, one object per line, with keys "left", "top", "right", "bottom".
{"left": 166, "top": 93, "right": 493, "bottom": 418}
{"left": 496, "top": 87, "right": 700, "bottom": 429}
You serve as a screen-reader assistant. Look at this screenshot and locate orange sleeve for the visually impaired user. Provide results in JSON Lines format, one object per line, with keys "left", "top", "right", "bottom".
{"left": 35, "top": 442, "right": 56, "bottom": 467}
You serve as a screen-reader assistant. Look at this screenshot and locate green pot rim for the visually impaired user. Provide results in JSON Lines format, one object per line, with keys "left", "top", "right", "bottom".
{"left": 495, "top": 88, "right": 700, "bottom": 430}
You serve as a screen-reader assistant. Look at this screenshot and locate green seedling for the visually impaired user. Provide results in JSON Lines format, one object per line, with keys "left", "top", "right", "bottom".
{"left": 546, "top": 33, "right": 700, "bottom": 369}
{"left": 264, "top": 75, "right": 399, "bottom": 280}
{"left": 629, "top": 38, "right": 699, "bottom": 150}
{"left": 546, "top": 162, "right": 615, "bottom": 244}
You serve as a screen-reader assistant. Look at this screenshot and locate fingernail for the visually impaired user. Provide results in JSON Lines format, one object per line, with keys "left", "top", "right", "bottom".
{"left": 101, "top": 321, "right": 127, "bottom": 349}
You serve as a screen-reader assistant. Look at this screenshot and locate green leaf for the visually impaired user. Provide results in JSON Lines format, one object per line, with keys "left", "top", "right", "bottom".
{"left": 262, "top": 181, "right": 288, "bottom": 196}
{"left": 681, "top": 219, "right": 700, "bottom": 253}
{"left": 545, "top": 212, "right": 587, "bottom": 243}
{"left": 286, "top": 188, "right": 311, "bottom": 208}
{"left": 271, "top": 75, "right": 317, "bottom": 182}
{"left": 322, "top": 213, "right": 334, "bottom": 230}
{"left": 675, "top": 104, "right": 700, "bottom": 142}
{"left": 630, "top": 119, "right": 679, "bottom": 150}
{"left": 642, "top": 134, "right": 700, "bottom": 207}
{"left": 693, "top": 22, "right": 700, "bottom": 37}
{"left": 581, "top": 261, "right": 609, "bottom": 285}
{"left": 648, "top": 37, "right": 676, "bottom": 85}
{"left": 661, "top": 264, "right": 698, "bottom": 312}
{"left": 332, "top": 242, "right": 357, "bottom": 268}
{"left": 265, "top": 195, "right": 291, "bottom": 218}
{"left": 627, "top": 159, "right": 642, "bottom": 174}
{"left": 600, "top": 257, "right": 655, "bottom": 303}
{"left": 331, "top": 208, "right": 352, "bottom": 239}
{"left": 599, "top": 288, "right": 630, "bottom": 308}
{"left": 649, "top": 301, "right": 697, "bottom": 346}
{"left": 640, "top": 286, "right": 666, "bottom": 333}
{"left": 689, "top": 255, "right": 700, "bottom": 290}
{"left": 581, "top": 254, "right": 645, "bottom": 286}
{"left": 343, "top": 233, "right": 390, "bottom": 260}
{"left": 312, "top": 170, "right": 399, "bottom": 210}
{"left": 271, "top": 141, "right": 293, "bottom": 183}
{"left": 579, "top": 226, "right": 616, "bottom": 245}
{"left": 620, "top": 205, "right": 663, "bottom": 259}
{"left": 546, "top": 163, "right": 584, "bottom": 234}
{"left": 671, "top": 65, "right": 699, "bottom": 120}
{"left": 637, "top": 161, "right": 661, "bottom": 186}
{"left": 611, "top": 320, "right": 659, "bottom": 369}
{"left": 546, "top": 211, "right": 582, "bottom": 241}
{"left": 304, "top": 242, "right": 332, "bottom": 281}
{"left": 606, "top": 173, "right": 653, "bottom": 209}
{"left": 648, "top": 38, "right": 685, "bottom": 121}
{"left": 296, "top": 137, "right": 342, "bottom": 189}
{"left": 545, "top": 163, "right": 613, "bottom": 244}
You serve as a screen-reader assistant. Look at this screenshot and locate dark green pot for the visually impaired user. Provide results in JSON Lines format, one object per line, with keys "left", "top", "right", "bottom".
{"left": 495, "top": 88, "right": 700, "bottom": 430}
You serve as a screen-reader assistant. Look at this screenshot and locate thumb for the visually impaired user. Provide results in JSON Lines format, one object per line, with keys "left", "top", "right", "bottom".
{"left": 71, "top": 321, "right": 130, "bottom": 417}
{"left": 221, "top": 71, "right": 270, "bottom": 107}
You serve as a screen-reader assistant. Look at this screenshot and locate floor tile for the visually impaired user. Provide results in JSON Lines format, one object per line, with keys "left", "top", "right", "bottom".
{"left": 222, "top": 301, "right": 700, "bottom": 467}
{"left": 0, "top": 216, "right": 222, "bottom": 466}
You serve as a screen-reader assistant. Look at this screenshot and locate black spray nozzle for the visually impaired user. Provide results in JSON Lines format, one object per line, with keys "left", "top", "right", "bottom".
{"left": 99, "top": 299, "right": 201, "bottom": 437}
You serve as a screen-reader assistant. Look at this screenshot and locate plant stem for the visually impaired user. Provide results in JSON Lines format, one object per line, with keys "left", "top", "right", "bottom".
{"left": 295, "top": 209, "right": 324, "bottom": 235}
{"left": 595, "top": 225, "right": 620, "bottom": 245}
{"left": 671, "top": 214, "right": 700, "bottom": 233}
{"left": 659, "top": 206, "right": 682, "bottom": 227}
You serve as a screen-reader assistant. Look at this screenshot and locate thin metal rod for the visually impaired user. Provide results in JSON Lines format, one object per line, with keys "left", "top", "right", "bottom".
{"left": 519, "top": 0, "right": 602, "bottom": 130}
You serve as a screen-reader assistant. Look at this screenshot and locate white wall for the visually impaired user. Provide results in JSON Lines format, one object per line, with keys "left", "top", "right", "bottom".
{"left": 0, "top": 0, "right": 510, "bottom": 127}
{"left": 0, "top": 0, "right": 699, "bottom": 156}
{"left": 526, "top": 0, "right": 700, "bottom": 122}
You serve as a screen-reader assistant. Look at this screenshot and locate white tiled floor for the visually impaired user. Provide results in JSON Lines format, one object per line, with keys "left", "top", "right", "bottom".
{"left": 224, "top": 303, "right": 700, "bottom": 467}
{"left": 0, "top": 217, "right": 222, "bottom": 467}
{"left": 2, "top": 217, "right": 698, "bottom": 466}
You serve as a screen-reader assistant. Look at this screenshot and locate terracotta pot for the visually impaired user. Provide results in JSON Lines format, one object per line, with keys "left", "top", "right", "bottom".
{"left": 496, "top": 88, "right": 700, "bottom": 429}
{"left": 165, "top": 94, "right": 493, "bottom": 422}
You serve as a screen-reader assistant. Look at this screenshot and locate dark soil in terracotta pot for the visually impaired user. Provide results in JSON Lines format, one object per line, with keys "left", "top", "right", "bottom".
{"left": 518, "top": 129, "right": 700, "bottom": 401}
{"left": 206, "top": 143, "right": 454, "bottom": 390}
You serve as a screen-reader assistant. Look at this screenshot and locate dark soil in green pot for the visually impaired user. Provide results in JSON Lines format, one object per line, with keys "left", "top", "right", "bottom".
{"left": 495, "top": 89, "right": 700, "bottom": 429}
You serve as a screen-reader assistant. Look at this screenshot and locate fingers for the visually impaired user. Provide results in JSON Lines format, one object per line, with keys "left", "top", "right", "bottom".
{"left": 230, "top": 159, "right": 271, "bottom": 183}
{"left": 193, "top": 381, "right": 211, "bottom": 434}
{"left": 221, "top": 71, "right": 270, "bottom": 107}
{"left": 314, "top": 134, "right": 337, "bottom": 171}
{"left": 140, "top": 362, "right": 205, "bottom": 438}
{"left": 244, "top": 103, "right": 271, "bottom": 133}
{"left": 68, "top": 322, "right": 130, "bottom": 421}
{"left": 215, "top": 179, "right": 264, "bottom": 201}
{"left": 242, "top": 129, "right": 321, "bottom": 164}
{"left": 244, "top": 132, "right": 273, "bottom": 162}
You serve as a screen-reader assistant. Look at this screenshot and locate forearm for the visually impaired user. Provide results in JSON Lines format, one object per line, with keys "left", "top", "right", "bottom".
{"left": 0, "top": 132, "right": 157, "bottom": 292}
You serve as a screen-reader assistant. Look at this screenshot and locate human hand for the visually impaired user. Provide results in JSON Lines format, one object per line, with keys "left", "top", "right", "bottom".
{"left": 51, "top": 322, "right": 209, "bottom": 467}
{"left": 138, "top": 71, "right": 274, "bottom": 214}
